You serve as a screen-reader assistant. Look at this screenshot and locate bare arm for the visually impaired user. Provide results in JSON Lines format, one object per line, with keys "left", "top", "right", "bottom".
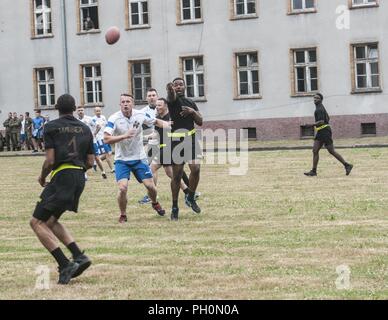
{"left": 104, "top": 130, "right": 136, "bottom": 145}
{"left": 86, "top": 154, "right": 95, "bottom": 170}
{"left": 166, "top": 82, "right": 176, "bottom": 102}
{"left": 180, "top": 107, "right": 203, "bottom": 126}
{"left": 38, "top": 148, "right": 55, "bottom": 187}
{"left": 154, "top": 119, "right": 172, "bottom": 129}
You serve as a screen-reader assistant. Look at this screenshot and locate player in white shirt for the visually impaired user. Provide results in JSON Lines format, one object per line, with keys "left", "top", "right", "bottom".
{"left": 92, "top": 107, "right": 114, "bottom": 173}
{"left": 104, "top": 94, "right": 170, "bottom": 223}
{"left": 77, "top": 107, "right": 107, "bottom": 179}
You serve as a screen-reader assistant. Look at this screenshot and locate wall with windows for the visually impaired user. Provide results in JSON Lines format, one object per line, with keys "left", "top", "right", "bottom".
{"left": 0, "top": 0, "right": 387, "bottom": 139}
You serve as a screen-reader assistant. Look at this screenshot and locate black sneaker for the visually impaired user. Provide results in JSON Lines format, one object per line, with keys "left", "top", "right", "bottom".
{"left": 304, "top": 170, "right": 317, "bottom": 177}
{"left": 72, "top": 253, "right": 92, "bottom": 279}
{"left": 58, "top": 262, "right": 79, "bottom": 285}
{"left": 345, "top": 164, "right": 353, "bottom": 176}
{"left": 102, "top": 173, "right": 107, "bottom": 179}
{"left": 185, "top": 194, "right": 201, "bottom": 214}
{"left": 171, "top": 208, "right": 179, "bottom": 221}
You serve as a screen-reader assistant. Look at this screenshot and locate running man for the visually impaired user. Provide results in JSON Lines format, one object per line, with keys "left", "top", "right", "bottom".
{"left": 304, "top": 93, "right": 353, "bottom": 177}
{"left": 30, "top": 94, "right": 94, "bottom": 285}
{"left": 166, "top": 78, "right": 203, "bottom": 221}
{"left": 77, "top": 106, "right": 107, "bottom": 179}
{"left": 92, "top": 107, "right": 114, "bottom": 173}
{"left": 103, "top": 94, "right": 170, "bottom": 223}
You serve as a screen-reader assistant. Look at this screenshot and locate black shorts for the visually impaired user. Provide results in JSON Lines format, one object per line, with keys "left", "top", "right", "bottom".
{"left": 171, "top": 135, "right": 202, "bottom": 165}
{"left": 33, "top": 169, "right": 86, "bottom": 222}
{"left": 152, "top": 146, "right": 173, "bottom": 167}
{"left": 315, "top": 127, "right": 333, "bottom": 146}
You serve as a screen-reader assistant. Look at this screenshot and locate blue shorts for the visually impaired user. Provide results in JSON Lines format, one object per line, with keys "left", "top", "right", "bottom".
{"left": 94, "top": 140, "right": 112, "bottom": 156}
{"left": 115, "top": 159, "right": 153, "bottom": 182}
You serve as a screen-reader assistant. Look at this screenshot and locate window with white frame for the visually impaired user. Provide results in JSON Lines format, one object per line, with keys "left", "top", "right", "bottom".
{"left": 33, "top": 0, "right": 52, "bottom": 36}
{"left": 351, "top": 0, "right": 377, "bottom": 7}
{"left": 353, "top": 44, "right": 380, "bottom": 90}
{"left": 236, "top": 52, "right": 260, "bottom": 97}
{"left": 131, "top": 61, "right": 152, "bottom": 102}
{"left": 80, "top": 0, "right": 99, "bottom": 31}
{"left": 36, "top": 68, "right": 55, "bottom": 108}
{"left": 291, "top": 0, "right": 316, "bottom": 12}
{"left": 182, "top": 57, "right": 205, "bottom": 98}
{"left": 129, "top": 0, "right": 149, "bottom": 27}
{"left": 293, "top": 49, "right": 318, "bottom": 94}
{"left": 180, "top": 0, "right": 202, "bottom": 22}
{"left": 82, "top": 64, "right": 103, "bottom": 105}
{"left": 234, "top": 0, "right": 256, "bottom": 16}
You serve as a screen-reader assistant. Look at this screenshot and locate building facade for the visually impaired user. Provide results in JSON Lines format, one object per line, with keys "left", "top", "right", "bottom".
{"left": 0, "top": 0, "right": 387, "bottom": 140}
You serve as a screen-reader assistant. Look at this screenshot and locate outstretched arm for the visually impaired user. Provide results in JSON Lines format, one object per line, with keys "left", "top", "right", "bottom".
{"left": 166, "top": 82, "right": 177, "bottom": 102}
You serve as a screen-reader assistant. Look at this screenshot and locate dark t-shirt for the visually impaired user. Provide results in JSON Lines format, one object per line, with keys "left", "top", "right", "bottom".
{"left": 43, "top": 115, "right": 94, "bottom": 170}
{"left": 155, "top": 113, "right": 171, "bottom": 146}
{"left": 167, "top": 96, "right": 199, "bottom": 132}
{"left": 314, "top": 104, "right": 330, "bottom": 125}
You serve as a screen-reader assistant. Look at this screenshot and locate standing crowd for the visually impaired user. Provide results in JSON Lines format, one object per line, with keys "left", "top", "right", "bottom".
{"left": 1, "top": 110, "right": 47, "bottom": 152}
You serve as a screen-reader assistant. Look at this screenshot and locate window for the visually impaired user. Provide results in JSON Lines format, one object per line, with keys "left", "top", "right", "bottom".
{"left": 361, "top": 123, "right": 376, "bottom": 135}
{"left": 243, "top": 127, "right": 257, "bottom": 140}
{"left": 291, "top": 48, "right": 318, "bottom": 95}
{"left": 181, "top": 57, "right": 205, "bottom": 99}
{"left": 79, "top": 0, "right": 99, "bottom": 32}
{"left": 235, "top": 52, "right": 260, "bottom": 98}
{"left": 81, "top": 64, "right": 103, "bottom": 105}
{"left": 233, "top": 0, "right": 257, "bottom": 17}
{"left": 351, "top": 43, "right": 381, "bottom": 92}
{"left": 300, "top": 125, "right": 314, "bottom": 138}
{"left": 35, "top": 68, "right": 55, "bottom": 108}
{"left": 289, "top": 0, "right": 316, "bottom": 13}
{"left": 350, "top": 0, "right": 378, "bottom": 8}
{"left": 32, "top": 0, "right": 52, "bottom": 37}
{"left": 128, "top": 0, "right": 149, "bottom": 28}
{"left": 178, "top": 0, "right": 202, "bottom": 24}
{"left": 129, "top": 60, "right": 152, "bottom": 102}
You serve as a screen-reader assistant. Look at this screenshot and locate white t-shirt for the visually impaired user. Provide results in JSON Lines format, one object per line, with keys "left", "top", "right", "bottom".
{"left": 79, "top": 115, "right": 97, "bottom": 143}
{"left": 104, "top": 109, "right": 156, "bottom": 161}
{"left": 92, "top": 115, "right": 108, "bottom": 142}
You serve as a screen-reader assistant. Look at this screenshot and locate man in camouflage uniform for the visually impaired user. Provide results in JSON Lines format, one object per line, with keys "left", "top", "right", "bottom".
{"left": 9, "top": 112, "right": 22, "bottom": 151}
{"left": 2, "top": 112, "right": 12, "bottom": 151}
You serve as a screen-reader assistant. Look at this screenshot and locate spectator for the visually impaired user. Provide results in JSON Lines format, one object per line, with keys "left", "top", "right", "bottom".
{"left": 3, "top": 112, "right": 12, "bottom": 151}
{"left": 84, "top": 16, "right": 95, "bottom": 31}
{"left": 20, "top": 114, "right": 26, "bottom": 150}
{"left": 32, "top": 110, "right": 45, "bottom": 153}
{"left": 9, "top": 112, "right": 22, "bottom": 151}
{"left": 25, "top": 112, "right": 34, "bottom": 150}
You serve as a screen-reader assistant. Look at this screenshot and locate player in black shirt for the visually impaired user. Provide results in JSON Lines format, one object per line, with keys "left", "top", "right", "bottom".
{"left": 30, "top": 94, "right": 95, "bottom": 285}
{"left": 304, "top": 93, "right": 353, "bottom": 177}
{"left": 167, "top": 78, "right": 203, "bottom": 221}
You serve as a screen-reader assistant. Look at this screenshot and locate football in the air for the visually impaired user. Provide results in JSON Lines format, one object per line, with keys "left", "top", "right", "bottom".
{"left": 105, "top": 26, "right": 120, "bottom": 45}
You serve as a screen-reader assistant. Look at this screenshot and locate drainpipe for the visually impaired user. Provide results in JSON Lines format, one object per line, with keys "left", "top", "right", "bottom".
{"left": 60, "top": 0, "right": 70, "bottom": 93}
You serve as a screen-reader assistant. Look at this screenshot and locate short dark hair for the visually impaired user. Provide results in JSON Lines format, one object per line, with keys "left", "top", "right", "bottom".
{"left": 25, "top": 112, "right": 30, "bottom": 116}
{"left": 121, "top": 93, "right": 134, "bottom": 99}
{"left": 56, "top": 94, "right": 76, "bottom": 114}
{"left": 316, "top": 93, "right": 323, "bottom": 101}
{"left": 158, "top": 98, "right": 168, "bottom": 105}
{"left": 173, "top": 77, "right": 185, "bottom": 84}
{"left": 147, "top": 88, "right": 158, "bottom": 94}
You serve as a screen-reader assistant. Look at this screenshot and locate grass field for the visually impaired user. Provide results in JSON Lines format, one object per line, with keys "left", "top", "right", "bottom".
{"left": 0, "top": 147, "right": 387, "bottom": 300}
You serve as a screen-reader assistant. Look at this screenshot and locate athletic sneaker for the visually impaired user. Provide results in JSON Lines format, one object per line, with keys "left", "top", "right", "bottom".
{"left": 304, "top": 170, "right": 317, "bottom": 177}
{"left": 102, "top": 173, "right": 107, "bottom": 179}
{"left": 72, "top": 253, "right": 92, "bottom": 279}
{"left": 152, "top": 202, "right": 166, "bottom": 216}
{"left": 185, "top": 194, "right": 201, "bottom": 214}
{"left": 171, "top": 208, "right": 179, "bottom": 221}
{"left": 138, "top": 195, "right": 151, "bottom": 204}
{"left": 345, "top": 164, "right": 353, "bottom": 176}
{"left": 194, "top": 192, "right": 201, "bottom": 200}
{"left": 119, "top": 214, "right": 128, "bottom": 223}
{"left": 58, "top": 262, "right": 79, "bottom": 285}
